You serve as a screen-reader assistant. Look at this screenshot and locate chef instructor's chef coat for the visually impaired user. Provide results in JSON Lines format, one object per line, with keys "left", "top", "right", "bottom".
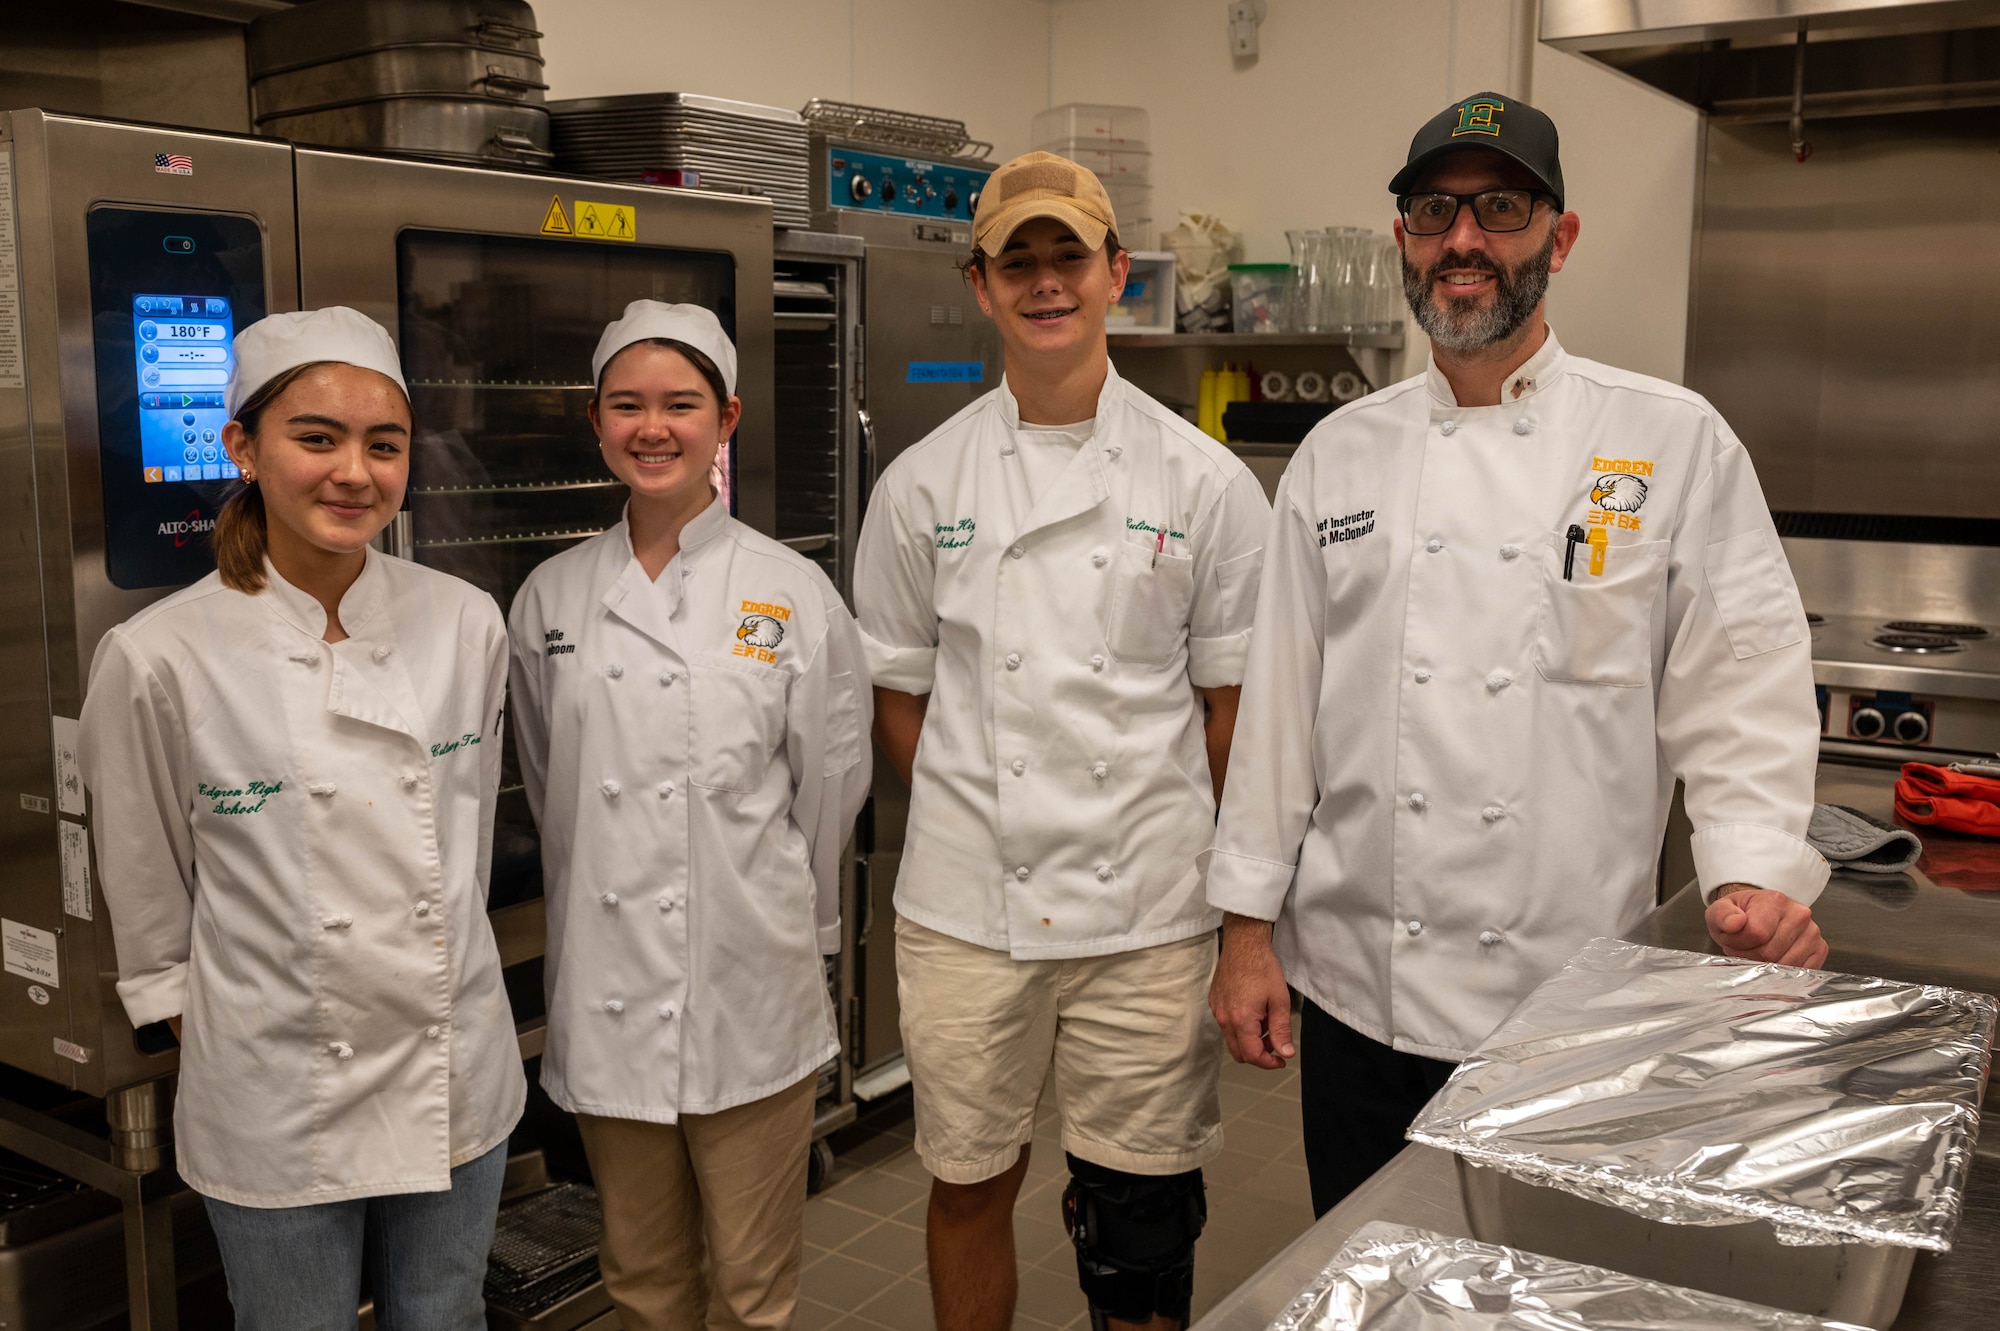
{"left": 509, "top": 499, "right": 870, "bottom": 1122}
{"left": 79, "top": 552, "right": 526, "bottom": 1208}
{"left": 1207, "top": 332, "right": 1828, "bottom": 1060}
{"left": 856, "top": 363, "right": 1270, "bottom": 958}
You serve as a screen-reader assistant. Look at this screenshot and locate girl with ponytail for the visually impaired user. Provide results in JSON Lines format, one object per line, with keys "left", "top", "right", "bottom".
{"left": 78, "top": 308, "right": 524, "bottom": 1330}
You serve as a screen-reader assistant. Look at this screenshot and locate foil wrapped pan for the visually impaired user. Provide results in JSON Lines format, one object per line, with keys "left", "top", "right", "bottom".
{"left": 1407, "top": 939, "right": 1996, "bottom": 1250}
{"left": 1269, "top": 1222, "right": 1868, "bottom": 1330}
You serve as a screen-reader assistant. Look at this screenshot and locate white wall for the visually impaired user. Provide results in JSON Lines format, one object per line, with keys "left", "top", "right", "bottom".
{"left": 534, "top": 0, "right": 1699, "bottom": 382}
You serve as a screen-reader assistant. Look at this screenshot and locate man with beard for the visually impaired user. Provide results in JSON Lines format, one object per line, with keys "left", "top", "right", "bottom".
{"left": 1203, "top": 93, "right": 1831, "bottom": 1215}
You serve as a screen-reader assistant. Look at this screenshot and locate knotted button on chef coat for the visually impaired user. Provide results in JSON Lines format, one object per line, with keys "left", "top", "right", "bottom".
{"left": 855, "top": 363, "right": 1271, "bottom": 959}
{"left": 1208, "top": 332, "right": 1828, "bottom": 1061}
{"left": 79, "top": 552, "right": 525, "bottom": 1208}
{"left": 509, "top": 499, "right": 871, "bottom": 1121}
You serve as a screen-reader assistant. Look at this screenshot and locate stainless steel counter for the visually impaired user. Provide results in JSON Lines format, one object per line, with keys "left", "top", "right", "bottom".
{"left": 1196, "top": 857, "right": 2000, "bottom": 1330}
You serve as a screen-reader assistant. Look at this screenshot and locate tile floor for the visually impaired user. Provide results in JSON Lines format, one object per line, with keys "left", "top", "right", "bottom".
{"left": 798, "top": 1058, "right": 1314, "bottom": 1329}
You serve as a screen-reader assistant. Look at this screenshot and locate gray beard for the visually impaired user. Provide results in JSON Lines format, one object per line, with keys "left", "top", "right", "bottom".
{"left": 1403, "top": 228, "right": 1555, "bottom": 352}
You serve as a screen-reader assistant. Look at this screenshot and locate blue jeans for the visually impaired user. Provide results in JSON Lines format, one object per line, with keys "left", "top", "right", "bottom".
{"left": 202, "top": 1143, "right": 507, "bottom": 1331}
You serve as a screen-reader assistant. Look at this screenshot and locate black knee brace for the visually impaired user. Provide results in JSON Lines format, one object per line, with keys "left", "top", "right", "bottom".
{"left": 1060, "top": 1153, "right": 1206, "bottom": 1328}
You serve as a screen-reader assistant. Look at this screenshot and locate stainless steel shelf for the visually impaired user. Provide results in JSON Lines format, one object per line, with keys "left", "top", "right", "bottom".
{"left": 414, "top": 528, "right": 608, "bottom": 550}
{"left": 1108, "top": 330, "right": 1405, "bottom": 349}
{"left": 412, "top": 480, "right": 623, "bottom": 497}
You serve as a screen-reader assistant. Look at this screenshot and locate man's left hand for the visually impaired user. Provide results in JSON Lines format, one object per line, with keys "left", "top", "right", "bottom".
{"left": 1704, "top": 885, "right": 1828, "bottom": 968}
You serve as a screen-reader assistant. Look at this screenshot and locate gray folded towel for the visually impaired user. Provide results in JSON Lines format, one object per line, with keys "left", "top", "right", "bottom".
{"left": 1807, "top": 802, "right": 1922, "bottom": 873}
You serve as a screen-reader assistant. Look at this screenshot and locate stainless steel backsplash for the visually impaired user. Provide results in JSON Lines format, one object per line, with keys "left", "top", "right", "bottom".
{"left": 1782, "top": 537, "right": 2000, "bottom": 622}
{"left": 1689, "top": 110, "right": 2000, "bottom": 521}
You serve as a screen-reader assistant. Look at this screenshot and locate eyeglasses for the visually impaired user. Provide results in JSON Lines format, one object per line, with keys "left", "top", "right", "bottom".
{"left": 1398, "top": 190, "right": 1553, "bottom": 236}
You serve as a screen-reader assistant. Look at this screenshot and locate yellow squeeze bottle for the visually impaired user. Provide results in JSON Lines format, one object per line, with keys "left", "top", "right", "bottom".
{"left": 1197, "top": 366, "right": 1219, "bottom": 439}
{"left": 1215, "top": 362, "right": 1238, "bottom": 440}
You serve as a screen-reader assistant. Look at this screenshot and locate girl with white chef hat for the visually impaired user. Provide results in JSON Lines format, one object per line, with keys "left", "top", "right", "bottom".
{"left": 508, "top": 301, "right": 871, "bottom": 1331}
{"left": 78, "top": 307, "right": 525, "bottom": 1331}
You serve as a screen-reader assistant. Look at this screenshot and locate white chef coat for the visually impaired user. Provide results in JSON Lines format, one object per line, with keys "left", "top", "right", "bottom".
{"left": 509, "top": 498, "right": 871, "bottom": 1122}
{"left": 78, "top": 551, "right": 526, "bottom": 1208}
{"left": 1207, "top": 332, "right": 1828, "bottom": 1061}
{"left": 855, "top": 363, "right": 1270, "bottom": 960}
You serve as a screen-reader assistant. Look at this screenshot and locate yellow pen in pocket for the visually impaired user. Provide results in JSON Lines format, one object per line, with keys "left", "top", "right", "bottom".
{"left": 1588, "top": 527, "right": 1609, "bottom": 576}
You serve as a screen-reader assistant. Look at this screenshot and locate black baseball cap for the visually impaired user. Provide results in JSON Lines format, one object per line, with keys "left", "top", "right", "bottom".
{"left": 1388, "top": 92, "right": 1564, "bottom": 212}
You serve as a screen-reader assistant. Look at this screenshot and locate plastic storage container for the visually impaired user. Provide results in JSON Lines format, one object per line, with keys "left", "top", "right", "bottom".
{"left": 1032, "top": 103, "right": 1149, "bottom": 150}
{"left": 1049, "top": 145, "right": 1150, "bottom": 183}
{"left": 1108, "top": 251, "right": 1174, "bottom": 334}
{"left": 1230, "top": 263, "right": 1288, "bottom": 334}
{"left": 1031, "top": 103, "right": 1152, "bottom": 248}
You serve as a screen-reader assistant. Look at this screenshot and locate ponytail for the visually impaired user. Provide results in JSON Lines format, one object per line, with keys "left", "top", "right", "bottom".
{"left": 209, "top": 361, "right": 324, "bottom": 594}
{"left": 212, "top": 485, "right": 270, "bottom": 593}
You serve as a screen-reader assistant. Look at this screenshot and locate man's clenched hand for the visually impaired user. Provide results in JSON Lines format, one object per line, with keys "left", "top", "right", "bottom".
{"left": 1705, "top": 885, "right": 1828, "bottom": 968}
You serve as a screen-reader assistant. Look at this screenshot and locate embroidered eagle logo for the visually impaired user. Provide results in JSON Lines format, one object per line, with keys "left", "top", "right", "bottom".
{"left": 736, "top": 614, "right": 785, "bottom": 649}
{"left": 1590, "top": 474, "right": 1649, "bottom": 513}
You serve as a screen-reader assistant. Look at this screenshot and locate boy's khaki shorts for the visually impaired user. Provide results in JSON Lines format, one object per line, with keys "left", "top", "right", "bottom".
{"left": 895, "top": 915, "right": 1225, "bottom": 1184}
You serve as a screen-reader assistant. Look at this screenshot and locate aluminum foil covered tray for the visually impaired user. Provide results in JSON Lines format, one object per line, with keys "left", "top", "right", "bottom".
{"left": 1407, "top": 939, "right": 1996, "bottom": 1250}
{"left": 1269, "top": 1222, "right": 1867, "bottom": 1330}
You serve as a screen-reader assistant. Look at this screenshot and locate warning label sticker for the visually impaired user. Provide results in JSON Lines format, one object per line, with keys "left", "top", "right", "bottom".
{"left": 60, "top": 821, "right": 91, "bottom": 921}
{"left": 540, "top": 194, "right": 571, "bottom": 236}
{"left": 573, "top": 200, "right": 636, "bottom": 242}
{"left": 0, "top": 150, "right": 22, "bottom": 389}
{"left": 52, "top": 716, "right": 83, "bottom": 816}
{"left": 3, "top": 918, "right": 58, "bottom": 987}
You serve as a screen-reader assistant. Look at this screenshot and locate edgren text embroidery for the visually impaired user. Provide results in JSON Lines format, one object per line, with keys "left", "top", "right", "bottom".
{"left": 198, "top": 778, "right": 282, "bottom": 816}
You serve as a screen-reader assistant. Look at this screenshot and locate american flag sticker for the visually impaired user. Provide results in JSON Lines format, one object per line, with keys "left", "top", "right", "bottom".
{"left": 154, "top": 152, "right": 193, "bottom": 176}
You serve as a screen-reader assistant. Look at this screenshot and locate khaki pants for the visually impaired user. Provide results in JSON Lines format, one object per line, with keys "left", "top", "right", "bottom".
{"left": 576, "top": 1075, "right": 816, "bottom": 1331}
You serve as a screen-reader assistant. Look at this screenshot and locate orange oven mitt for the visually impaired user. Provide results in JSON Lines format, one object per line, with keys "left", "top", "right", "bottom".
{"left": 1895, "top": 762, "right": 2000, "bottom": 839}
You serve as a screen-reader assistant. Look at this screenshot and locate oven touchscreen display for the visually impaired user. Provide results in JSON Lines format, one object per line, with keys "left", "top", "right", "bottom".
{"left": 133, "top": 294, "right": 238, "bottom": 483}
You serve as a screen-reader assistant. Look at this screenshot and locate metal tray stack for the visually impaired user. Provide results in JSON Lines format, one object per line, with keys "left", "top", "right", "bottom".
{"left": 484, "top": 1181, "right": 605, "bottom": 1322}
{"left": 246, "top": 0, "right": 552, "bottom": 171}
{"left": 548, "top": 93, "right": 811, "bottom": 228}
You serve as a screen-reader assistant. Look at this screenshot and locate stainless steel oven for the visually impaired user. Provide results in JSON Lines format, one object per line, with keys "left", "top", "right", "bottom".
{"left": 0, "top": 110, "right": 300, "bottom": 1097}
{"left": 0, "top": 113, "right": 784, "bottom": 1327}
{"left": 294, "top": 149, "right": 774, "bottom": 956}
{"left": 1788, "top": 537, "right": 2000, "bottom": 795}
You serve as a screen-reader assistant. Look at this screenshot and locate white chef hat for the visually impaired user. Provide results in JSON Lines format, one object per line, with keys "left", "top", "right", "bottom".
{"left": 591, "top": 300, "right": 737, "bottom": 397}
{"left": 226, "top": 307, "right": 408, "bottom": 416}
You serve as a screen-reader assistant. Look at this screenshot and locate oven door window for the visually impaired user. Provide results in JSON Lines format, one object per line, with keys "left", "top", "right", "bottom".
{"left": 396, "top": 229, "right": 734, "bottom": 907}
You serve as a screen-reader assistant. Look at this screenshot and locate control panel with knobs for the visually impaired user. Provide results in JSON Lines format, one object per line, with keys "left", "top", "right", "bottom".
{"left": 826, "top": 145, "right": 991, "bottom": 221}
{"left": 1846, "top": 689, "right": 1933, "bottom": 747}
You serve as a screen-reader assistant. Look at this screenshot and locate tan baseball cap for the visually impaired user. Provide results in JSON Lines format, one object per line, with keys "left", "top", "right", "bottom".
{"left": 973, "top": 151, "right": 1119, "bottom": 257}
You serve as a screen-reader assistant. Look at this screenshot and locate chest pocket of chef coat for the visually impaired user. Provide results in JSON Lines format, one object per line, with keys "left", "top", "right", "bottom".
{"left": 1104, "top": 540, "right": 1196, "bottom": 666}
{"left": 690, "top": 659, "right": 791, "bottom": 792}
{"left": 1534, "top": 533, "right": 1669, "bottom": 688}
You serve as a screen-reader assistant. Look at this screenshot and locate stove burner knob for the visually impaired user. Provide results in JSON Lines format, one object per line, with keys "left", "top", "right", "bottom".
{"left": 1851, "top": 706, "right": 1887, "bottom": 741}
{"left": 1892, "top": 710, "right": 1930, "bottom": 745}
